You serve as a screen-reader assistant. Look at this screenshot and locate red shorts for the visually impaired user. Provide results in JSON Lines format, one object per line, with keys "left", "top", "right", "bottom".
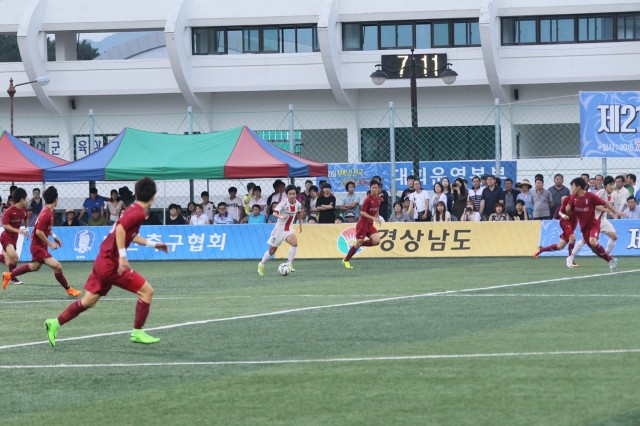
{"left": 30, "top": 244, "right": 52, "bottom": 263}
{"left": 559, "top": 220, "right": 575, "bottom": 243}
{"left": 355, "top": 221, "right": 378, "bottom": 240}
{"left": 84, "top": 257, "right": 146, "bottom": 296}
{"left": 0, "top": 233, "right": 18, "bottom": 251}
{"left": 581, "top": 223, "right": 600, "bottom": 242}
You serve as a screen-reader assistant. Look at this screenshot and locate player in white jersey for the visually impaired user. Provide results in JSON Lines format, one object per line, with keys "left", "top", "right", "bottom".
{"left": 258, "top": 184, "right": 303, "bottom": 276}
{"left": 569, "top": 176, "right": 623, "bottom": 262}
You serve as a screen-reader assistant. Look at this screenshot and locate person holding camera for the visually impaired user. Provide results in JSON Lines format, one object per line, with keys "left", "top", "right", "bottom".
{"left": 450, "top": 178, "right": 468, "bottom": 220}
{"left": 460, "top": 200, "right": 481, "bottom": 221}
{"left": 408, "top": 179, "right": 430, "bottom": 222}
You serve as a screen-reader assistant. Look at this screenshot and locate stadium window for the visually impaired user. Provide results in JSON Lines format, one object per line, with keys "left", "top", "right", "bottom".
{"left": 281, "top": 28, "right": 296, "bottom": 53}
{"left": 297, "top": 27, "right": 314, "bottom": 52}
{"left": 263, "top": 28, "right": 279, "bottom": 52}
{"left": 578, "top": 16, "right": 614, "bottom": 42}
{"left": 192, "top": 28, "right": 208, "bottom": 54}
{"left": 618, "top": 14, "right": 640, "bottom": 40}
{"left": 415, "top": 23, "right": 432, "bottom": 48}
{"left": 243, "top": 28, "right": 260, "bottom": 53}
{"left": 362, "top": 24, "right": 378, "bottom": 50}
{"left": 343, "top": 23, "right": 362, "bottom": 50}
{"left": 453, "top": 20, "right": 481, "bottom": 46}
{"left": 227, "top": 29, "right": 242, "bottom": 54}
{"left": 540, "top": 17, "right": 575, "bottom": 43}
{"left": 433, "top": 22, "right": 450, "bottom": 47}
{"left": 502, "top": 17, "right": 536, "bottom": 44}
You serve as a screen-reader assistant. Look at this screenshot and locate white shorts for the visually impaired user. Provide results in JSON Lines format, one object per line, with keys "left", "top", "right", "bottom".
{"left": 600, "top": 219, "right": 615, "bottom": 235}
{"left": 267, "top": 228, "right": 295, "bottom": 248}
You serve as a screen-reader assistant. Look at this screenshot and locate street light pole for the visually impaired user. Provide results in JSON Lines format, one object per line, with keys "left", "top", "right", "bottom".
{"left": 7, "top": 76, "right": 50, "bottom": 134}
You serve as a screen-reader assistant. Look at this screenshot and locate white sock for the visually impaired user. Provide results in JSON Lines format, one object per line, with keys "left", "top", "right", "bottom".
{"left": 261, "top": 251, "right": 271, "bottom": 265}
{"left": 288, "top": 246, "right": 297, "bottom": 264}
{"left": 571, "top": 240, "right": 585, "bottom": 259}
{"left": 606, "top": 238, "right": 616, "bottom": 253}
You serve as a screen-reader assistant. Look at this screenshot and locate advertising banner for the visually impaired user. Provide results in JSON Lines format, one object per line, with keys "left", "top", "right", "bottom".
{"left": 538, "top": 219, "right": 640, "bottom": 257}
{"left": 327, "top": 161, "right": 517, "bottom": 193}
{"left": 580, "top": 91, "right": 640, "bottom": 157}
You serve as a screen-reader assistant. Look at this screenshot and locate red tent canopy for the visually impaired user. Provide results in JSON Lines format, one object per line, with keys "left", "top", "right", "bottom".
{"left": 0, "top": 131, "right": 68, "bottom": 181}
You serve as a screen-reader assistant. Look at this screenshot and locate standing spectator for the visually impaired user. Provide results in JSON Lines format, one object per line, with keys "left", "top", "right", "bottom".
{"left": 244, "top": 204, "right": 267, "bottom": 224}
{"left": 488, "top": 203, "right": 510, "bottom": 221}
{"left": 468, "top": 176, "right": 483, "bottom": 212}
{"left": 296, "top": 186, "right": 307, "bottom": 206}
{"left": 408, "top": 179, "right": 430, "bottom": 222}
{"left": 594, "top": 174, "right": 604, "bottom": 193}
{"left": 581, "top": 173, "right": 590, "bottom": 185}
{"left": 106, "top": 189, "right": 124, "bottom": 224}
{"left": 267, "top": 179, "right": 287, "bottom": 207}
{"left": 223, "top": 186, "right": 244, "bottom": 223}
{"left": 388, "top": 201, "right": 412, "bottom": 222}
{"left": 189, "top": 204, "right": 210, "bottom": 225}
{"left": 78, "top": 187, "right": 105, "bottom": 222}
{"left": 548, "top": 173, "right": 570, "bottom": 216}
{"left": 614, "top": 175, "right": 630, "bottom": 211}
{"left": 165, "top": 204, "right": 186, "bottom": 225}
{"left": 249, "top": 186, "right": 267, "bottom": 213}
{"left": 304, "top": 180, "right": 313, "bottom": 199}
{"left": 450, "top": 178, "right": 468, "bottom": 221}
{"left": 503, "top": 178, "right": 520, "bottom": 218}
{"left": 587, "top": 178, "right": 598, "bottom": 193}
{"left": 460, "top": 200, "right": 481, "bottom": 222}
{"left": 512, "top": 200, "right": 529, "bottom": 221}
{"left": 340, "top": 181, "right": 361, "bottom": 219}
{"left": 479, "top": 175, "right": 504, "bottom": 219}
{"left": 432, "top": 201, "right": 451, "bottom": 222}
{"left": 200, "top": 191, "right": 215, "bottom": 222}
{"left": 627, "top": 173, "right": 640, "bottom": 196}
{"left": 213, "top": 202, "right": 236, "bottom": 224}
{"left": 516, "top": 179, "right": 534, "bottom": 216}
{"left": 441, "top": 177, "right": 453, "bottom": 211}
{"left": 243, "top": 182, "right": 256, "bottom": 216}
{"left": 430, "top": 182, "right": 447, "bottom": 217}
{"left": 401, "top": 175, "right": 417, "bottom": 200}
{"left": 371, "top": 175, "right": 390, "bottom": 220}
{"left": 28, "top": 188, "right": 43, "bottom": 227}
{"left": 316, "top": 183, "right": 337, "bottom": 224}
{"left": 62, "top": 209, "right": 80, "bottom": 226}
{"left": 87, "top": 207, "right": 109, "bottom": 226}
{"left": 623, "top": 197, "right": 640, "bottom": 219}
{"left": 531, "top": 178, "right": 553, "bottom": 220}
{"left": 306, "top": 185, "right": 319, "bottom": 221}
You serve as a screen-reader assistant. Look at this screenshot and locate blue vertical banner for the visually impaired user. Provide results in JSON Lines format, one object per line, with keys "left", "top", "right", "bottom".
{"left": 580, "top": 91, "right": 640, "bottom": 157}
{"left": 326, "top": 160, "right": 517, "bottom": 192}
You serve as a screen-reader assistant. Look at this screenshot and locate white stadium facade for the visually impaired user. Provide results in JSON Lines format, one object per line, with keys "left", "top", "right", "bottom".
{"left": 1, "top": 0, "right": 640, "bottom": 198}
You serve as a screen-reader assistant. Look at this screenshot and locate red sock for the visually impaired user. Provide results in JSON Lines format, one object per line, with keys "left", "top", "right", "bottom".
{"left": 362, "top": 239, "right": 374, "bottom": 247}
{"left": 9, "top": 263, "right": 16, "bottom": 273}
{"left": 58, "top": 299, "right": 87, "bottom": 326}
{"left": 568, "top": 242, "right": 574, "bottom": 256}
{"left": 54, "top": 272, "right": 70, "bottom": 290}
{"left": 591, "top": 244, "right": 613, "bottom": 262}
{"left": 11, "top": 264, "right": 32, "bottom": 278}
{"left": 0, "top": 254, "right": 4, "bottom": 264}
{"left": 344, "top": 246, "right": 358, "bottom": 261}
{"left": 134, "top": 299, "right": 151, "bottom": 329}
{"left": 540, "top": 244, "right": 558, "bottom": 253}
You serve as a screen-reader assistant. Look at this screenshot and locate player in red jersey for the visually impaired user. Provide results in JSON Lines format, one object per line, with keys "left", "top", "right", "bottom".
{"left": 2, "top": 187, "right": 81, "bottom": 295}
{"left": 565, "top": 177, "right": 618, "bottom": 271}
{"left": 342, "top": 179, "right": 382, "bottom": 268}
{"left": 258, "top": 185, "right": 302, "bottom": 276}
{"left": 532, "top": 195, "right": 579, "bottom": 265}
{"left": 44, "top": 177, "right": 170, "bottom": 347}
{"left": 1, "top": 187, "right": 29, "bottom": 287}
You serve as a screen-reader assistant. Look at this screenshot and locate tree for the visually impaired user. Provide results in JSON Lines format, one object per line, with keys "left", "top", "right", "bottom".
{"left": 47, "top": 37, "right": 99, "bottom": 61}
{"left": 0, "top": 35, "right": 21, "bottom": 62}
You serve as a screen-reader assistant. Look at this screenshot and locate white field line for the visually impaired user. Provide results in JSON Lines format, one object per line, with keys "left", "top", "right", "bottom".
{"left": 0, "top": 295, "right": 392, "bottom": 304}
{"left": 2, "top": 348, "right": 640, "bottom": 369}
{"left": 1, "top": 268, "right": 639, "bottom": 352}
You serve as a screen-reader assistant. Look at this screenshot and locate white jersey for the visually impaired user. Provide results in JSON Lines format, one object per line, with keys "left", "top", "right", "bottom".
{"left": 274, "top": 199, "right": 301, "bottom": 232}
{"left": 595, "top": 189, "right": 617, "bottom": 221}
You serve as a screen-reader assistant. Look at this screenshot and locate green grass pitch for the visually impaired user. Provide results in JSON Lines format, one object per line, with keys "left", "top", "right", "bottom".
{"left": 1, "top": 257, "right": 639, "bottom": 425}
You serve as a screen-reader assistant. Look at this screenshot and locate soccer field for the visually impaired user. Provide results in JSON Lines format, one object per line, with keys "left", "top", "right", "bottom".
{"left": 1, "top": 257, "right": 639, "bottom": 425}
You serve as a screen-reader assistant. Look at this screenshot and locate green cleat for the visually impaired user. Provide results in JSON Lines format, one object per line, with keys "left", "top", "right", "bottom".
{"left": 342, "top": 259, "right": 353, "bottom": 269}
{"left": 130, "top": 329, "right": 160, "bottom": 344}
{"left": 258, "top": 262, "right": 265, "bottom": 276}
{"left": 44, "top": 318, "right": 60, "bottom": 347}
{"left": 289, "top": 264, "right": 296, "bottom": 272}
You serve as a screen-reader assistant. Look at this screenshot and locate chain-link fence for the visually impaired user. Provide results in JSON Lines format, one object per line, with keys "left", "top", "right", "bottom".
{"left": 1, "top": 95, "right": 637, "bottom": 220}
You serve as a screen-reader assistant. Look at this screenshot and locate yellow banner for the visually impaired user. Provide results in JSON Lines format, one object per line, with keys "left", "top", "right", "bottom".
{"left": 282, "top": 222, "right": 542, "bottom": 259}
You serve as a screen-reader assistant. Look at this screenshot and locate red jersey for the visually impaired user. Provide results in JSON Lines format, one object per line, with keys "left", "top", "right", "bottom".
{"left": 568, "top": 192, "right": 606, "bottom": 229}
{"left": 32, "top": 206, "right": 54, "bottom": 247}
{"left": 359, "top": 194, "right": 381, "bottom": 224}
{"left": 99, "top": 203, "right": 146, "bottom": 263}
{"left": 556, "top": 196, "right": 577, "bottom": 228}
{"left": 2, "top": 205, "right": 27, "bottom": 234}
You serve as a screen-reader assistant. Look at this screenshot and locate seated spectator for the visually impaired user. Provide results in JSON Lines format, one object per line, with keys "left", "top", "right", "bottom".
{"left": 143, "top": 211, "right": 163, "bottom": 225}
{"left": 213, "top": 202, "right": 236, "bottom": 224}
{"left": 165, "top": 203, "right": 187, "bottom": 225}
{"left": 186, "top": 201, "right": 197, "bottom": 223}
{"left": 62, "top": 209, "right": 80, "bottom": 226}
{"left": 87, "top": 207, "right": 109, "bottom": 226}
{"left": 512, "top": 199, "right": 529, "bottom": 221}
{"left": 488, "top": 203, "right": 510, "bottom": 221}
{"left": 402, "top": 197, "right": 412, "bottom": 217}
{"left": 189, "top": 204, "right": 210, "bottom": 225}
{"left": 344, "top": 211, "right": 357, "bottom": 223}
{"left": 244, "top": 204, "right": 267, "bottom": 224}
{"left": 388, "top": 201, "right": 412, "bottom": 222}
{"left": 295, "top": 206, "right": 309, "bottom": 224}
{"left": 623, "top": 196, "right": 640, "bottom": 219}
{"left": 267, "top": 201, "right": 279, "bottom": 223}
{"left": 249, "top": 186, "right": 267, "bottom": 213}
{"left": 460, "top": 200, "right": 481, "bottom": 222}
{"left": 307, "top": 216, "right": 317, "bottom": 224}
{"left": 107, "top": 189, "right": 124, "bottom": 224}
{"left": 432, "top": 201, "right": 451, "bottom": 222}
{"left": 335, "top": 216, "right": 344, "bottom": 224}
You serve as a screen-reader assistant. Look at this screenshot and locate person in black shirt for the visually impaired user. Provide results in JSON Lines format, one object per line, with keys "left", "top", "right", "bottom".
{"left": 316, "top": 183, "right": 336, "bottom": 224}
{"left": 165, "top": 203, "right": 186, "bottom": 225}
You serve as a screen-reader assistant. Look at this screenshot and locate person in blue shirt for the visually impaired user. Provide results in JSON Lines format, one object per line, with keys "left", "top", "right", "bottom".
{"left": 246, "top": 204, "right": 267, "bottom": 224}
{"left": 78, "top": 187, "right": 105, "bottom": 222}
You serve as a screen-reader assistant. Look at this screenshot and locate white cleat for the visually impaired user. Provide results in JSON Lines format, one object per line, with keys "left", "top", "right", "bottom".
{"left": 566, "top": 257, "right": 574, "bottom": 269}
{"left": 609, "top": 257, "right": 618, "bottom": 272}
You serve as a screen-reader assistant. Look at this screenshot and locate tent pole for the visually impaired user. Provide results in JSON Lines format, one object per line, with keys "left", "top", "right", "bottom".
{"left": 163, "top": 180, "right": 167, "bottom": 224}
{"left": 288, "top": 104, "right": 294, "bottom": 186}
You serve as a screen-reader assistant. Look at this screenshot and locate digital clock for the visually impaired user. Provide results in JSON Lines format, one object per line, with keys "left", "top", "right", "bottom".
{"left": 380, "top": 54, "right": 448, "bottom": 79}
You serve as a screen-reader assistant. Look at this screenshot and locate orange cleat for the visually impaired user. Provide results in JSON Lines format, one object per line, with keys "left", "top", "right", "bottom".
{"left": 66, "top": 287, "right": 81, "bottom": 297}
{"left": 2, "top": 272, "right": 11, "bottom": 290}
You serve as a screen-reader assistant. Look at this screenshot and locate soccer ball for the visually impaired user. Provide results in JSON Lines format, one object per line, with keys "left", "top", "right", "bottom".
{"left": 278, "top": 263, "right": 291, "bottom": 276}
